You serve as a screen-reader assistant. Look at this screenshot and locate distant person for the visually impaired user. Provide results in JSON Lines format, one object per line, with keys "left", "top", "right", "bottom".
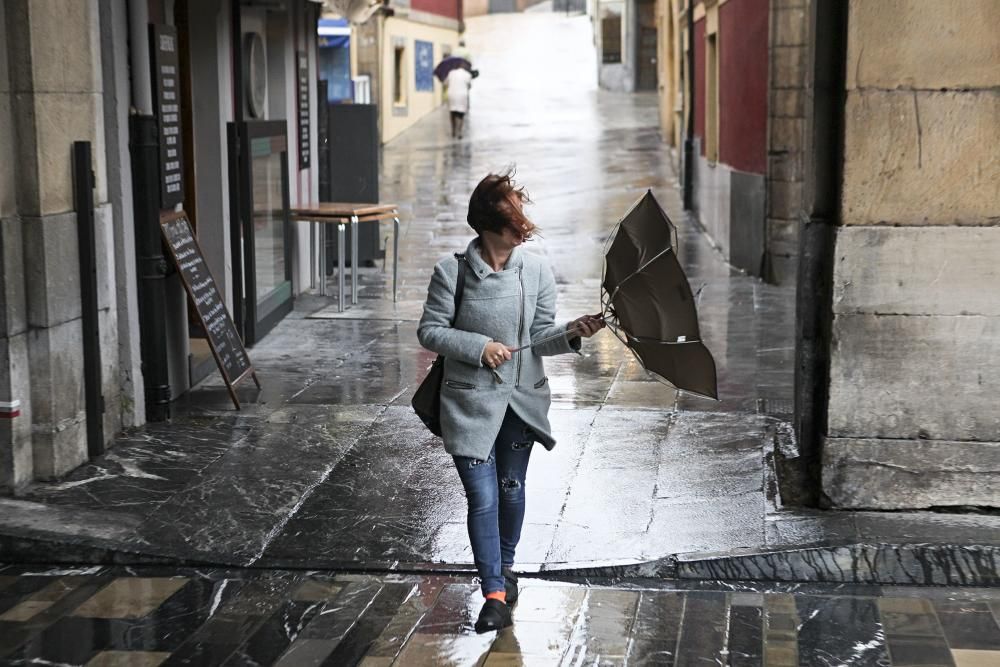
{"left": 417, "top": 171, "right": 605, "bottom": 633}
{"left": 446, "top": 65, "right": 473, "bottom": 139}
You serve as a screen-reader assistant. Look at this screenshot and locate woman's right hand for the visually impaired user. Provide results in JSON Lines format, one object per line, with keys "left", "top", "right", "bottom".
{"left": 482, "top": 341, "right": 513, "bottom": 369}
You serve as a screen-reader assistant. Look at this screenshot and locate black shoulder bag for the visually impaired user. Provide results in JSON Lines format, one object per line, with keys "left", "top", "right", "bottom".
{"left": 412, "top": 254, "right": 467, "bottom": 437}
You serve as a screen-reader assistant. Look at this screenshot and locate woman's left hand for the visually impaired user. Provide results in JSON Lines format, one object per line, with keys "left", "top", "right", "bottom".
{"left": 568, "top": 314, "right": 606, "bottom": 339}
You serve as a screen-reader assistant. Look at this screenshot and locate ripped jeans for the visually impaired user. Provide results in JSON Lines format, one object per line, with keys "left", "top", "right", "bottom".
{"left": 453, "top": 408, "right": 534, "bottom": 596}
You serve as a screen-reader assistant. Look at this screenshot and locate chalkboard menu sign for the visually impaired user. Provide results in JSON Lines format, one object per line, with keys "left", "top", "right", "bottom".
{"left": 150, "top": 24, "right": 184, "bottom": 209}
{"left": 160, "top": 211, "right": 258, "bottom": 408}
{"left": 297, "top": 51, "right": 310, "bottom": 170}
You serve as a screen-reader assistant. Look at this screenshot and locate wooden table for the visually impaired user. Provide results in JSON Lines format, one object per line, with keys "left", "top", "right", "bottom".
{"left": 290, "top": 203, "right": 400, "bottom": 312}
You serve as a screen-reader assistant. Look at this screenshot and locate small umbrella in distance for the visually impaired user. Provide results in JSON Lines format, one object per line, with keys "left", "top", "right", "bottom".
{"left": 434, "top": 56, "right": 471, "bottom": 82}
{"left": 600, "top": 190, "right": 718, "bottom": 399}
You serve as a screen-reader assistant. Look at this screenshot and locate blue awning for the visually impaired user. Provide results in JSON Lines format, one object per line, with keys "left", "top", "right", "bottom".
{"left": 318, "top": 18, "right": 350, "bottom": 35}
{"left": 318, "top": 17, "right": 349, "bottom": 49}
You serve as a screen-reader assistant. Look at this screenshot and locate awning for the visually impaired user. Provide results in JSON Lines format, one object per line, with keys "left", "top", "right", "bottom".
{"left": 318, "top": 18, "right": 350, "bottom": 36}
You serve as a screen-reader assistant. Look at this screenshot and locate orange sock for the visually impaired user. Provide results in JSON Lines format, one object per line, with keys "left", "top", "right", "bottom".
{"left": 485, "top": 591, "right": 506, "bottom": 603}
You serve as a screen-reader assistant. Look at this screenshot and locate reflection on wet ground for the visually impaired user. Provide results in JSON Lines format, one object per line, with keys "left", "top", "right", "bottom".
{"left": 1, "top": 565, "right": 999, "bottom": 666}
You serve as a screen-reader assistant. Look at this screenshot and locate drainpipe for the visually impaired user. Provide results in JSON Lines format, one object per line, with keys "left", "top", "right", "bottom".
{"left": 127, "top": 0, "right": 172, "bottom": 421}
{"left": 682, "top": 0, "right": 694, "bottom": 210}
{"left": 794, "top": 0, "right": 848, "bottom": 506}
{"left": 230, "top": 0, "right": 246, "bottom": 336}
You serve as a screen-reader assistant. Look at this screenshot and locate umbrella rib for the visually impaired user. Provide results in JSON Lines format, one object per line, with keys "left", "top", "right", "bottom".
{"left": 630, "top": 336, "right": 705, "bottom": 345}
{"left": 603, "top": 244, "right": 677, "bottom": 305}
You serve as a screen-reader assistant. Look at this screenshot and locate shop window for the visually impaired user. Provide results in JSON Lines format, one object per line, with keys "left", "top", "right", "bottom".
{"left": 706, "top": 32, "right": 719, "bottom": 162}
{"left": 393, "top": 44, "right": 406, "bottom": 106}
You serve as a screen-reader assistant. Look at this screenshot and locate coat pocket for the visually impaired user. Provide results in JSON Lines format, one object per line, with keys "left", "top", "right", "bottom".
{"left": 533, "top": 377, "right": 548, "bottom": 389}
{"left": 445, "top": 380, "right": 476, "bottom": 390}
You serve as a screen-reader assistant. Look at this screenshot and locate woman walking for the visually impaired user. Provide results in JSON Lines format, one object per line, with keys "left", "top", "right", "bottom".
{"left": 417, "top": 172, "right": 604, "bottom": 633}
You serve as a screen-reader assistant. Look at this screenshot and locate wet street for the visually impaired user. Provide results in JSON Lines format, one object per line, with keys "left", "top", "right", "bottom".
{"left": 1, "top": 9, "right": 999, "bottom": 666}
{"left": 4, "top": 565, "right": 1000, "bottom": 666}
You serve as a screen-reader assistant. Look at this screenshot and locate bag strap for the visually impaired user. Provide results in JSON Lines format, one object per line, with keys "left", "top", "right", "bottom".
{"left": 451, "top": 253, "right": 467, "bottom": 326}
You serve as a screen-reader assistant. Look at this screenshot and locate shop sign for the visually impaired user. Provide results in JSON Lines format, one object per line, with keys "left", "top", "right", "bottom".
{"left": 298, "top": 51, "right": 311, "bottom": 170}
{"left": 415, "top": 40, "right": 434, "bottom": 92}
{"left": 150, "top": 24, "right": 185, "bottom": 209}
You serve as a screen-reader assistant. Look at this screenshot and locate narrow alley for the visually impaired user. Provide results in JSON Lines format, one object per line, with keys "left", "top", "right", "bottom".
{"left": 7, "top": 10, "right": 799, "bottom": 575}
{"left": 0, "top": 7, "right": 999, "bottom": 667}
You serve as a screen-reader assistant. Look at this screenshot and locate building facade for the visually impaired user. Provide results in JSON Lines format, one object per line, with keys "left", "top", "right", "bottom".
{"left": 654, "top": 0, "right": 799, "bottom": 282}
{"left": 592, "top": 0, "right": 659, "bottom": 93}
{"left": 351, "top": 0, "right": 463, "bottom": 144}
{"left": 660, "top": 0, "right": 1000, "bottom": 510}
{"left": 464, "top": 0, "right": 550, "bottom": 17}
{"left": 0, "top": 0, "right": 324, "bottom": 491}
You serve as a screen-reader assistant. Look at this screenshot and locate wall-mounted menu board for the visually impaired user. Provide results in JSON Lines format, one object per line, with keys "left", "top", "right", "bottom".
{"left": 150, "top": 24, "right": 184, "bottom": 209}
{"left": 160, "top": 211, "right": 259, "bottom": 408}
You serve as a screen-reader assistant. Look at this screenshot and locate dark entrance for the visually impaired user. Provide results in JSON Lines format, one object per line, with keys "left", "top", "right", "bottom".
{"left": 636, "top": 0, "right": 658, "bottom": 91}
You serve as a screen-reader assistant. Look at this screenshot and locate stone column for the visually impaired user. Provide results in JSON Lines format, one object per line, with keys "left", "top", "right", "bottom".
{"left": 764, "top": 0, "right": 808, "bottom": 285}
{"left": 0, "top": 0, "right": 34, "bottom": 491}
{"left": 823, "top": 0, "right": 1000, "bottom": 509}
{"left": 4, "top": 0, "right": 120, "bottom": 481}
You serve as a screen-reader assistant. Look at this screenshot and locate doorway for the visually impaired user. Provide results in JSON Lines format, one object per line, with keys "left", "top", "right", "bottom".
{"left": 229, "top": 120, "right": 294, "bottom": 346}
{"left": 636, "top": 0, "right": 657, "bottom": 91}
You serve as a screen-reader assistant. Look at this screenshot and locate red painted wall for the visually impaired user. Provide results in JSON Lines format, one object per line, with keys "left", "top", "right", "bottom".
{"left": 693, "top": 18, "right": 705, "bottom": 156}
{"left": 412, "top": 0, "right": 460, "bottom": 20}
{"left": 719, "top": 0, "right": 769, "bottom": 174}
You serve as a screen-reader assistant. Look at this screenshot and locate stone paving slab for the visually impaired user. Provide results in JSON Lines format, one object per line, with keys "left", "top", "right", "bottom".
{"left": 1, "top": 563, "right": 999, "bottom": 666}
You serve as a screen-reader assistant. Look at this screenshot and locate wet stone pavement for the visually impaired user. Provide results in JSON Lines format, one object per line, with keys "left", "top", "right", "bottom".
{"left": 2, "top": 11, "right": 1000, "bottom": 664}
{"left": 2, "top": 11, "right": 813, "bottom": 575}
{"left": 3, "top": 12, "right": 994, "bottom": 587}
{"left": 2, "top": 564, "right": 1000, "bottom": 666}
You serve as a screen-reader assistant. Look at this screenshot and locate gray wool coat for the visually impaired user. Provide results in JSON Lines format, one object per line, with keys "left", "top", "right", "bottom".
{"left": 417, "top": 238, "right": 581, "bottom": 460}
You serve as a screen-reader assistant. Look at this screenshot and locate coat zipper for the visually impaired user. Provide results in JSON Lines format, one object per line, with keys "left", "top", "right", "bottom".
{"left": 516, "top": 268, "right": 524, "bottom": 386}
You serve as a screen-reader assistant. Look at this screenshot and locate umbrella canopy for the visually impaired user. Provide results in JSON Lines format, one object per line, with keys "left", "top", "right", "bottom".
{"left": 601, "top": 190, "right": 718, "bottom": 399}
{"left": 434, "top": 56, "right": 471, "bottom": 82}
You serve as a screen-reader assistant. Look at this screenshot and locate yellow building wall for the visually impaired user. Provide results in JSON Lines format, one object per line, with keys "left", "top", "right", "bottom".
{"left": 381, "top": 17, "right": 459, "bottom": 144}
{"left": 464, "top": 0, "right": 489, "bottom": 17}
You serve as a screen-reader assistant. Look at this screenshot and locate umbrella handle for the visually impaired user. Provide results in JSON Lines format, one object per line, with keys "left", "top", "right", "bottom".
{"left": 509, "top": 317, "right": 602, "bottom": 353}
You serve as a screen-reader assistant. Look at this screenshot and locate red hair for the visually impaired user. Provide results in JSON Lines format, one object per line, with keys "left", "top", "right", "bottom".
{"left": 467, "top": 170, "right": 538, "bottom": 240}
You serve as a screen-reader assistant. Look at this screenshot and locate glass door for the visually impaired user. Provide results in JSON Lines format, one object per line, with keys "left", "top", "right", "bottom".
{"left": 230, "top": 120, "right": 293, "bottom": 345}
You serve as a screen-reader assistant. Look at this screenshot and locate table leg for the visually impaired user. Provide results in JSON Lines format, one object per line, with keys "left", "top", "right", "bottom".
{"left": 337, "top": 222, "right": 346, "bottom": 313}
{"left": 393, "top": 215, "right": 400, "bottom": 303}
{"left": 319, "top": 222, "right": 326, "bottom": 297}
{"left": 351, "top": 214, "right": 359, "bottom": 305}
{"left": 310, "top": 221, "right": 317, "bottom": 290}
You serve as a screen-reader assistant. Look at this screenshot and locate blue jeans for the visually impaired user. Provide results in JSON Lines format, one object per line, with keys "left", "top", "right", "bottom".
{"left": 453, "top": 408, "right": 534, "bottom": 596}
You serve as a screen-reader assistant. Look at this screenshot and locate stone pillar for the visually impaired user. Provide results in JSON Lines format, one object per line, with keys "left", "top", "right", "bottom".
{"left": 0, "top": 0, "right": 34, "bottom": 490}
{"left": 100, "top": 0, "right": 145, "bottom": 430}
{"left": 823, "top": 0, "right": 1000, "bottom": 509}
{"left": 4, "top": 0, "right": 120, "bottom": 482}
{"left": 764, "top": 0, "right": 808, "bottom": 285}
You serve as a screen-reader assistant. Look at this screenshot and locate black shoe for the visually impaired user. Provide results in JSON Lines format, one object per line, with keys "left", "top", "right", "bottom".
{"left": 502, "top": 567, "right": 519, "bottom": 606}
{"left": 474, "top": 598, "right": 512, "bottom": 634}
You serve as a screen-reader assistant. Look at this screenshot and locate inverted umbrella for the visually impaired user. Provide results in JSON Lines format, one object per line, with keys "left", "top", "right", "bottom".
{"left": 511, "top": 191, "right": 717, "bottom": 398}
{"left": 601, "top": 190, "right": 718, "bottom": 399}
{"left": 434, "top": 56, "right": 471, "bottom": 82}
